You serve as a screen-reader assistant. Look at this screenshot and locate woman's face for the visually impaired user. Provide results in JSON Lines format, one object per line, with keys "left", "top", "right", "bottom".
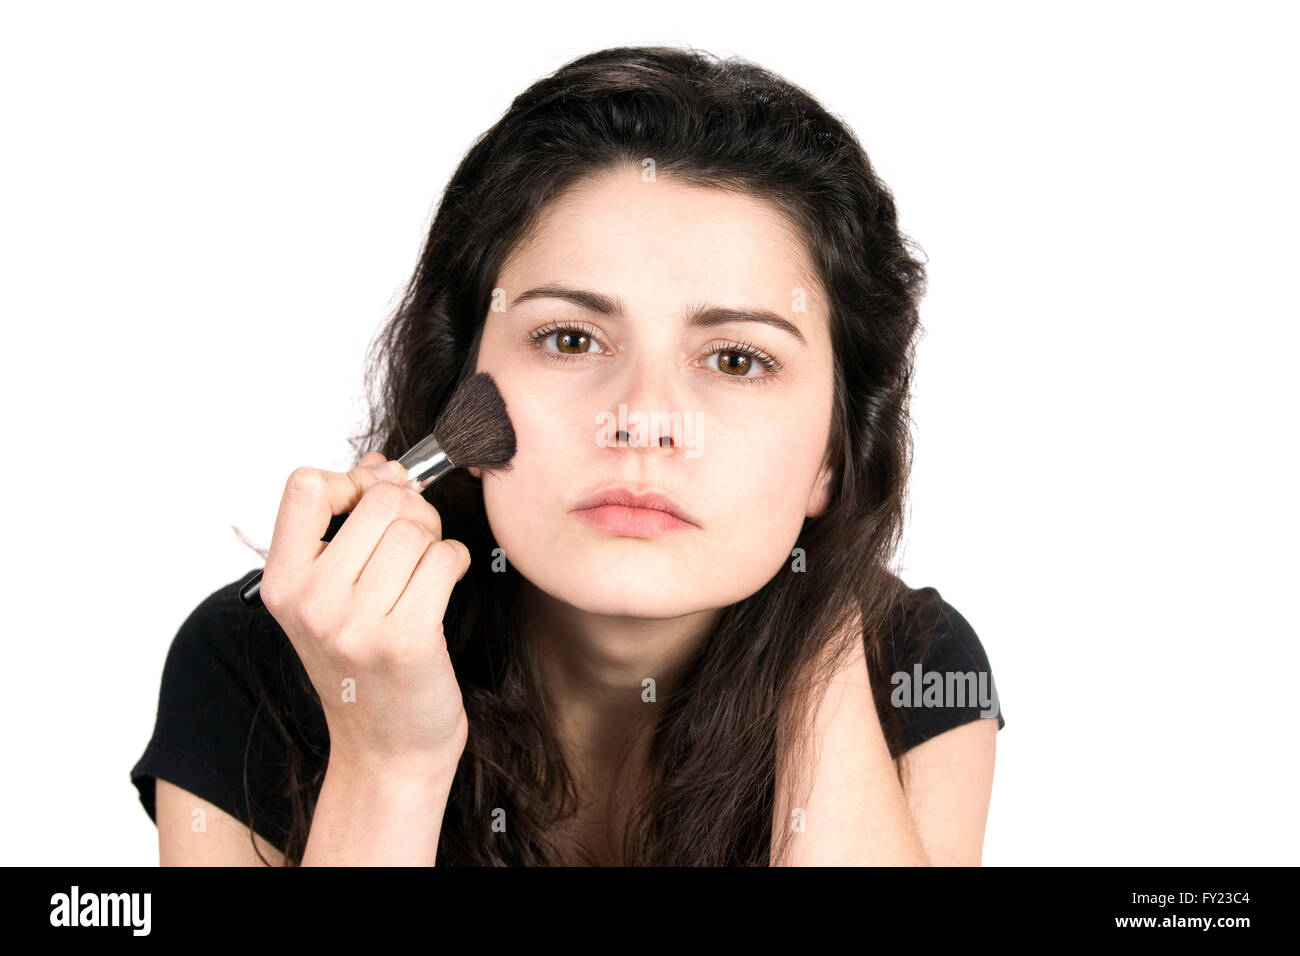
{"left": 471, "top": 165, "right": 836, "bottom": 619}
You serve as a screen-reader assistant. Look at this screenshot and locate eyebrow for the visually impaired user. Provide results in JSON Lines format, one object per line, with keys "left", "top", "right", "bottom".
{"left": 508, "top": 284, "right": 807, "bottom": 344}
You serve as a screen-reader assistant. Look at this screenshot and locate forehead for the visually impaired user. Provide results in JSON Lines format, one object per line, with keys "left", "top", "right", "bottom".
{"left": 499, "top": 167, "right": 826, "bottom": 326}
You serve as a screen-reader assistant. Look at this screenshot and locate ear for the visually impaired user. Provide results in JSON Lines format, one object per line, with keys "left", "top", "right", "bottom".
{"left": 468, "top": 465, "right": 483, "bottom": 480}
{"left": 806, "top": 450, "right": 835, "bottom": 519}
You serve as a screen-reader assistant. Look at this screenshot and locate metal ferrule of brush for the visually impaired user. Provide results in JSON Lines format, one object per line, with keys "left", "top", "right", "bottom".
{"left": 398, "top": 434, "right": 456, "bottom": 494}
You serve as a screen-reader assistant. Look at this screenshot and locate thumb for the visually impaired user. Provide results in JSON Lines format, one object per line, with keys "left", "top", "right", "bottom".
{"left": 342, "top": 451, "right": 406, "bottom": 508}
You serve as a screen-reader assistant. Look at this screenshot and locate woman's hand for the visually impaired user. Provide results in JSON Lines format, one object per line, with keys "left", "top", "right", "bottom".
{"left": 259, "top": 450, "right": 471, "bottom": 776}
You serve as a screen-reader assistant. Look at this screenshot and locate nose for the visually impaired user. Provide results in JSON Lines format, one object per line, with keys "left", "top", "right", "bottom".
{"left": 606, "top": 352, "right": 691, "bottom": 452}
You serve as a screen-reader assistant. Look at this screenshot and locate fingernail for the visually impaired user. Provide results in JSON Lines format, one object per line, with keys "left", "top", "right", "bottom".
{"left": 373, "top": 460, "right": 401, "bottom": 480}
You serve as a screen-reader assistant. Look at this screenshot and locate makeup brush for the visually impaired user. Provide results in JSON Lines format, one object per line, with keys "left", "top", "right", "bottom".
{"left": 237, "top": 371, "right": 516, "bottom": 607}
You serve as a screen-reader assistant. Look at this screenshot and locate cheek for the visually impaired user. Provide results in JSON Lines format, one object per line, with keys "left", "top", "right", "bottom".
{"left": 706, "top": 391, "right": 829, "bottom": 519}
{"left": 476, "top": 371, "right": 603, "bottom": 563}
{"left": 478, "top": 390, "right": 567, "bottom": 523}
{"left": 701, "top": 422, "right": 820, "bottom": 583}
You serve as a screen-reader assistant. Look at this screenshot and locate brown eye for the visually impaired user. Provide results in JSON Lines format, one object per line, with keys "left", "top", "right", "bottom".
{"left": 703, "top": 341, "right": 780, "bottom": 383}
{"left": 527, "top": 322, "right": 603, "bottom": 356}
{"left": 556, "top": 330, "right": 590, "bottom": 354}
{"left": 715, "top": 351, "right": 752, "bottom": 376}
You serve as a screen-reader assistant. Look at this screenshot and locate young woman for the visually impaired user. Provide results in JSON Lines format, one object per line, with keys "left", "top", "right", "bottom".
{"left": 131, "top": 45, "right": 1004, "bottom": 866}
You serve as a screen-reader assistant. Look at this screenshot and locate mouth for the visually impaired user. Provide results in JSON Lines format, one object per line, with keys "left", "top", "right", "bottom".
{"left": 571, "top": 486, "right": 698, "bottom": 538}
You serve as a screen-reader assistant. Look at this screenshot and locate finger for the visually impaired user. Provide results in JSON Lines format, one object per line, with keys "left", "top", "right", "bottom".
{"left": 388, "top": 538, "right": 471, "bottom": 634}
{"left": 302, "top": 452, "right": 403, "bottom": 563}
{"left": 311, "top": 472, "right": 417, "bottom": 592}
{"left": 265, "top": 454, "right": 406, "bottom": 586}
{"left": 327, "top": 470, "right": 445, "bottom": 553}
{"left": 313, "top": 474, "right": 447, "bottom": 593}
{"left": 352, "top": 517, "right": 437, "bottom": 620}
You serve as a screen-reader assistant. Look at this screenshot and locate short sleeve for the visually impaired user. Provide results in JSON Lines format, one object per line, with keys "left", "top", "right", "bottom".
{"left": 130, "top": 572, "right": 304, "bottom": 852}
{"left": 879, "top": 585, "right": 1005, "bottom": 758}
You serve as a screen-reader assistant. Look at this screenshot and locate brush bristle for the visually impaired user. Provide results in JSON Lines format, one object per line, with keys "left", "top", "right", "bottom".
{"left": 433, "top": 371, "right": 517, "bottom": 471}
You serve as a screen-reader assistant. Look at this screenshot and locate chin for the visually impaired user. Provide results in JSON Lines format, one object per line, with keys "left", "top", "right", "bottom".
{"left": 529, "top": 569, "right": 701, "bottom": 617}
{"left": 574, "top": 595, "right": 710, "bottom": 620}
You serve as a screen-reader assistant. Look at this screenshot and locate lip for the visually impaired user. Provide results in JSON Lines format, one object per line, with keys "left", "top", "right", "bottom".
{"left": 571, "top": 486, "right": 698, "bottom": 537}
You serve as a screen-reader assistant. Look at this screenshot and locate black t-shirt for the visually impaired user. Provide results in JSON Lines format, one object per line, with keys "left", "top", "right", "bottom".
{"left": 130, "top": 570, "right": 1006, "bottom": 854}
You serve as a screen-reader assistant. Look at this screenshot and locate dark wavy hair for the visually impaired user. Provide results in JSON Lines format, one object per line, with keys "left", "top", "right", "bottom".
{"left": 239, "top": 44, "right": 931, "bottom": 866}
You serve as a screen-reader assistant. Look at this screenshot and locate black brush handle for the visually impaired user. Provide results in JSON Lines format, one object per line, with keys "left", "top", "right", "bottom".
{"left": 238, "top": 511, "right": 350, "bottom": 608}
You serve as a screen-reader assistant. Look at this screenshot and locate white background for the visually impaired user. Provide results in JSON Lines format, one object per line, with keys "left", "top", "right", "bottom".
{"left": 2, "top": 0, "right": 1295, "bottom": 866}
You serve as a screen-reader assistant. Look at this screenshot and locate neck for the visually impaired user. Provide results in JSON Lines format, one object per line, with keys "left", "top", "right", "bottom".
{"left": 520, "top": 578, "right": 720, "bottom": 777}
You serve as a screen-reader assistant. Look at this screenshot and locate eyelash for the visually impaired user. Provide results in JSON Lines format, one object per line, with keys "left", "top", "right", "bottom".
{"left": 523, "top": 321, "right": 784, "bottom": 385}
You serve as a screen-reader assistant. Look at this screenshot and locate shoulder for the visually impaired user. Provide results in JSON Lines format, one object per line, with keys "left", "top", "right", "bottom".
{"left": 880, "top": 585, "right": 991, "bottom": 672}
{"left": 166, "top": 574, "right": 261, "bottom": 689}
{"left": 130, "top": 570, "right": 318, "bottom": 852}
{"left": 875, "top": 583, "right": 1005, "bottom": 757}
{"left": 156, "top": 572, "right": 304, "bottom": 720}
{"left": 149, "top": 574, "right": 262, "bottom": 722}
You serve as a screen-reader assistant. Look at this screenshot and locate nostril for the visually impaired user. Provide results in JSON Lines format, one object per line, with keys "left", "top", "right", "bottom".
{"left": 612, "top": 430, "right": 676, "bottom": 447}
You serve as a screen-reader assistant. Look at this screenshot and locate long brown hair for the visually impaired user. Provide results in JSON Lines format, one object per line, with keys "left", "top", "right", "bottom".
{"left": 241, "top": 44, "right": 930, "bottom": 865}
